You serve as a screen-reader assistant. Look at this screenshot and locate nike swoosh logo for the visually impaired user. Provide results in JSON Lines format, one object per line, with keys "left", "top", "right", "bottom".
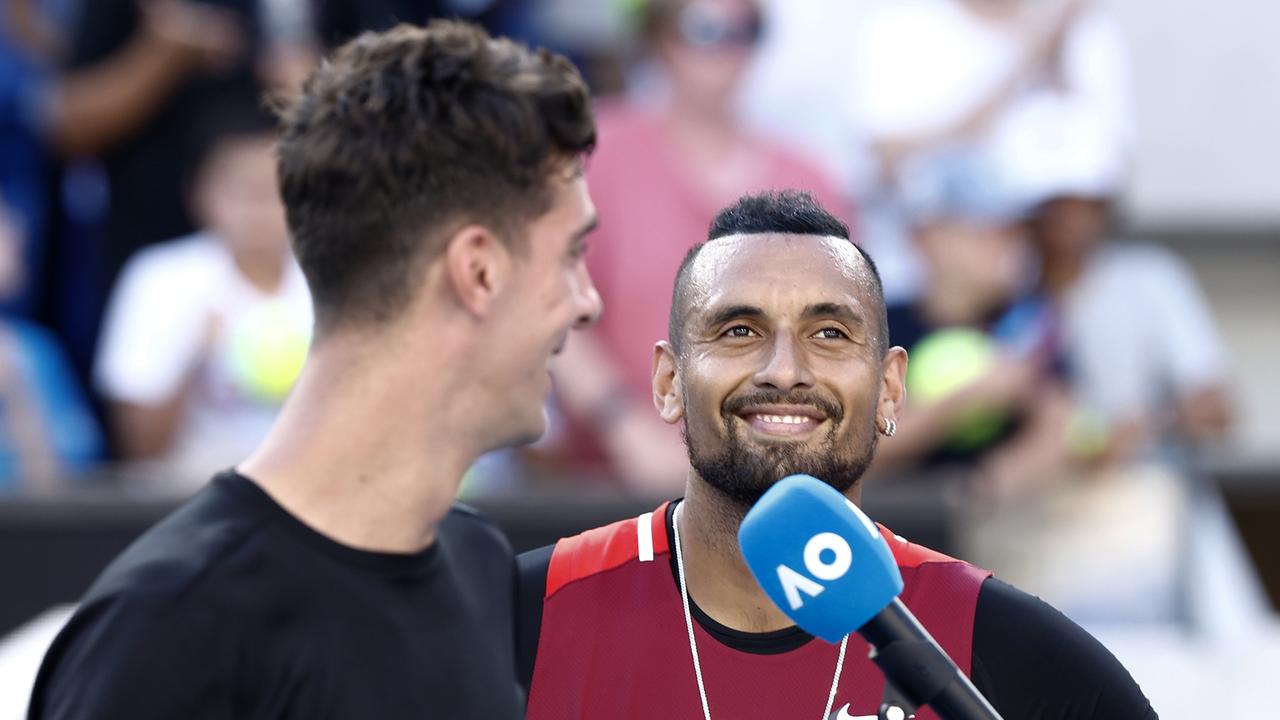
{"left": 834, "top": 703, "right": 877, "bottom": 720}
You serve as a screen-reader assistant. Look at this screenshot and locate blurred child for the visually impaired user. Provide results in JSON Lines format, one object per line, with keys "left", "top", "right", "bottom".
{"left": 870, "top": 154, "right": 1077, "bottom": 501}
{"left": 94, "top": 103, "right": 311, "bottom": 490}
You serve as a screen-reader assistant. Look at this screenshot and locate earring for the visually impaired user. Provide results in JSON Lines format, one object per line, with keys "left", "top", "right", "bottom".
{"left": 879, "top": 418, "right": 897, "bottom": 438}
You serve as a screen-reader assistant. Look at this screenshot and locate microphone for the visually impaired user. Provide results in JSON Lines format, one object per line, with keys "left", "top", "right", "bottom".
{"left": 738, "top": 475, "right": 1003, "bottom": 720}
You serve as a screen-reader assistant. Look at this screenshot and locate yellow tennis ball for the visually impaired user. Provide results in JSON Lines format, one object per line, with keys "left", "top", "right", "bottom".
{"left": 230, "top": 303, "right": 310, "bottom": 403}
{"left": 907, "top": 328, "right": 1005, "bottom": 450}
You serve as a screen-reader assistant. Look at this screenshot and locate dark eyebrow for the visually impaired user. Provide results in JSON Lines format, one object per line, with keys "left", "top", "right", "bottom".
{"left": 801, "top": 302, "right": 863, "bottom": 325}
{"left": 704, "top": 304, "right": 766, "bottom": 330}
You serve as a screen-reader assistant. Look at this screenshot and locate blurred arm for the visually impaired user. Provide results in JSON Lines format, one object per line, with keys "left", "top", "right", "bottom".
{"left": 551, "top": 331, "right": 688, "bottom": 492}
{"left": 872, "top": 356, "right": 1042, "bottom": 474}
{"left": 49, "top": 0, "right": 244, "bottom": 157}
{"left": 871, "top": 0, "right": 1088, "bottom": 178}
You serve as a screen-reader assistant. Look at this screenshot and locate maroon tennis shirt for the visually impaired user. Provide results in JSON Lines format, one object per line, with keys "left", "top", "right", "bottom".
{"left": 526, "top": 502, "right": 991, "bottom": 719}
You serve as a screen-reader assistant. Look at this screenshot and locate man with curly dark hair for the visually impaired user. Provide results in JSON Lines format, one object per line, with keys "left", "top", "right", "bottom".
{"left": 31, "top": 20, "right": 600, "bottom": 719}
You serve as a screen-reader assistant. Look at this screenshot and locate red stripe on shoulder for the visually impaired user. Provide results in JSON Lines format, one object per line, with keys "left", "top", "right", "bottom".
{"left": 878, "top": 523, "right": 965, "bottom": 569}
{"left": 545, "top": 502, "right": 671, "bottom": 599}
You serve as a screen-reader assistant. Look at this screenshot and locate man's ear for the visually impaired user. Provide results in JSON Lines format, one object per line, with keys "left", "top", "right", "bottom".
{"left": 443, "top": 225, "right": 510, "bottom": 317}
{"left": 652, "top": 341, "right": 685, "bottom": 425}
{"left": 878, "top": 346, "right": 908, "bottom": 426}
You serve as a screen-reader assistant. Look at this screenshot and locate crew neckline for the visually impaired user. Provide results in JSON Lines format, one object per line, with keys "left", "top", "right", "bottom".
{"left": 664, "top": 501, "right": 815, "bottom": 655}
{"left": 216, "top": 470, "right": 442, "bottom": 578}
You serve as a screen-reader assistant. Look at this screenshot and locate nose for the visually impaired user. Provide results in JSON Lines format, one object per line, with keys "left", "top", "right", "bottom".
{"left": 572, "top": 262, "right": 603, "bottom": 329}
{"left": 752, "top": 332, "right": 814, "bottom": 391}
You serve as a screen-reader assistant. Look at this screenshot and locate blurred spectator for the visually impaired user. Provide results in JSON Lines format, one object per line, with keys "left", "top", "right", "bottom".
{"left": 49, "top": 0, "right": 317, "bottom": 297}
{"left": 738, "top": 0, "right": 873, "bottom": 194}
{"left": 0, "top": 0, "right": 62, "bottom": 316}
{"left": 546, "top": 0, "right": 848, "bottom": 492}
{"left": 94, "top": 103, "right": 310, "bottom": 489}
{"left": 1009, "top": 130, "right": 1233, "bottom": 460}
{"left": 0, "top": 195, "right": 102, "bottom": 494}
{"left": 314, "top": 0, "right": 517, "bottom": 49}
{"left": 869, "top": 156, "right": 1076, "bottom": 501}
{"left": 744, "top": 0, "right": 1132, "bottom": 305}
{"left": 856, "top": 0, "right": 1133, "bottom": 302}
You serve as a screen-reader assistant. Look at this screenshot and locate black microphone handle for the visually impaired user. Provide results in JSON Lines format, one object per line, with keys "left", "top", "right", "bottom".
{"left": 859, "top": 598, "right": 1004, "bottom": 720}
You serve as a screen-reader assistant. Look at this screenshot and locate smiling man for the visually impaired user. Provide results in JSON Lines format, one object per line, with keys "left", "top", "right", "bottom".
{"left": 32, "top": 21, "right": 600, "bottom": 719}
{"left": 517, "top": 191, "right": 1155, "bottom": 719}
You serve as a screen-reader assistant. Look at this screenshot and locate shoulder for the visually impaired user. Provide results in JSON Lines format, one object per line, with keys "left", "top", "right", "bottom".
{"left": 514, "top": 504, "right": 670, "bottom": 693}
{"left": 537, "top": 503, "right": 671, "bottom": 599}
{"left": 972, "top": 578, "right": 1157, "bottom": 719}
{"left": 443, "top": 502, "right": 513, "bottom": 553}
{"left": 440, "top": 503, "right": 515, "bottom": 588}
{"left": 30, "top": 531, "right": 238, "bottom": 718}
{"left": 83, "top": 478, "right": 262, "bottom": 607}
{"left": 115, "top": 233, "right": 225, "bottom": 294}
{"left": 1088, "top": 244, "right": 1191, "bottom": 287}
{"left": 124, "top": 232, "right": 224, "bottom": 270}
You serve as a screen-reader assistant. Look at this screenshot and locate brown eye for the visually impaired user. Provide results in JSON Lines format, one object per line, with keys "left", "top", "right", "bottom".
{"left": 724, "top": 326, "right": 755, "bottom": 338}
{"left": 815, "top": 328, "right": 848, "bottom": 340}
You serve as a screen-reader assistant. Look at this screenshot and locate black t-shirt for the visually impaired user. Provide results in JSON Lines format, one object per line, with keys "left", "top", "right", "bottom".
{"left": 515, "top": 503, "right": 1157, "bottom": 719}
{"left": 30, "top": 471, "right": 524, "bottom": 719}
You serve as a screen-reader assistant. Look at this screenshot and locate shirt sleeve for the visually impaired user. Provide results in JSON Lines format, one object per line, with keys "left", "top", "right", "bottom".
{"left": 1141, "top": 251, "right": 1229, "bottom": 393}
{"left": 514, "top": 544, "right": 554, "bottom": 698}
{"left": 93, "top": 250, "right": 207, "bottom": 406}
{"left": 29, "top": 592, "right": 228, "bottom": 719}
{"left": 971, "top": 577, "right": 1158, "bottom": 719}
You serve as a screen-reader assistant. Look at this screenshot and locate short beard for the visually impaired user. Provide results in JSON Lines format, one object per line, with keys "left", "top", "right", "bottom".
{"left": 684, "top": 395, "right": 877, "bottom": 511}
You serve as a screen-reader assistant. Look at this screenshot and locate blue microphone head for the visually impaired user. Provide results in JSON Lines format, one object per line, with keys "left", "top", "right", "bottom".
{"left": 738, "top": 474, "right": 904, "bottom": 643}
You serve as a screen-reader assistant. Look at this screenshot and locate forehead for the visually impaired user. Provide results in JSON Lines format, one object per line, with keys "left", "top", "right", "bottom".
{"left": 686, "top": 233, "right": 872, "bottom": 313}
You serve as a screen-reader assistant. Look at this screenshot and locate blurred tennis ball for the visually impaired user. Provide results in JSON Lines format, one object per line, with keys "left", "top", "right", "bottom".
{"left": 906, "top": 328, "right": 1005, "bottom": 450}
{"left": 230, "top": 302, "right": 310, "bottom": 403}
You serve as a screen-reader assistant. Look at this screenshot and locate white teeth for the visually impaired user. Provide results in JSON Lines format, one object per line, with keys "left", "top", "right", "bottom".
{"left": 760, "top": 415, "right": 808, "bottom": 425}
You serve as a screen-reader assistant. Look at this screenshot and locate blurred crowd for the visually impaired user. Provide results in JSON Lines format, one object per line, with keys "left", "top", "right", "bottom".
{"left": 0, "top": 0, "right": 1234, "bottom": 515}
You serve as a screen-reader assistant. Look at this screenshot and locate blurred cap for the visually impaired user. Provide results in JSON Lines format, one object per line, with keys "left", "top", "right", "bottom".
{"left": 987, "top": 91, "right": 1131, "bottom": 204}
{"left": 899, "top": 148, "right": 1035, "bottom": 227}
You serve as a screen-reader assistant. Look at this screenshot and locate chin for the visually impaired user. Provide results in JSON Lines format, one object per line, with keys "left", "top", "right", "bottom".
{"left": 509, "top": 406, "right": 549, "bottom": 448}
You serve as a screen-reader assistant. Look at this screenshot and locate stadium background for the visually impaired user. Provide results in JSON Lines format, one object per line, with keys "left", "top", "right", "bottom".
{"left": 1, "top": 0, "right": 1278, "bottom": 716}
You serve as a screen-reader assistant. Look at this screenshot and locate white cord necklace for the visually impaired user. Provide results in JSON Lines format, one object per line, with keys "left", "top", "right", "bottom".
{"left": 672, "top": 503, "right": 849, "bottom": 720}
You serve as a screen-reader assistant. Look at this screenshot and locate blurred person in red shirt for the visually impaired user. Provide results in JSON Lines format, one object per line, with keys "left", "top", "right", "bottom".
{"left": 546, "top": 0, "right": 848, "bottom": 492}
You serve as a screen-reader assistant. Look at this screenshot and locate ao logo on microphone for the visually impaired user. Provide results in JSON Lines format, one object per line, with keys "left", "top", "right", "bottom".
{"left": 775, "top": 531, "right": 853, "bottom": 610}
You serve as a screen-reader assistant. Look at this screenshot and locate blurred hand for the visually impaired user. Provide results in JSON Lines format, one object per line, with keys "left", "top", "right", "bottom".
{"left": 601, "top": 408, "right": 689, "bottom": 494}
{"left": 139, "top": 0, "right": 245, "bottom": 73}
{"left": 257, "top": 41, "right": 320, "bottom": 93}
{"left": 956, "top": 354, "right": 1043, "bottom": 414}
{"left": 973, "top": 384, "right": 1076, "bottom": 505}
{"left": 1175, "top": 385, "right": 1233, "bottom": 444}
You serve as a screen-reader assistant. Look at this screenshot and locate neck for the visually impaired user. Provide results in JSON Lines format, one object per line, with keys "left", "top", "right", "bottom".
{"left": 1041, "top": 253, "right": 1086, "bottom": 295}
{"left": 677, "top": 477, "right": 795, "bottom": 633}
{"left": 233, "top": 247, "right": 287, "bottom": 293}
{"left": 239, "top": 334, "right": 480, "bottom": 553}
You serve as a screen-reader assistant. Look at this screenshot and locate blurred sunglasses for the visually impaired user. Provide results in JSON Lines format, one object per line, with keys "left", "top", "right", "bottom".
{"left": 677, "top": 4, "right": 764, "bottom": 48}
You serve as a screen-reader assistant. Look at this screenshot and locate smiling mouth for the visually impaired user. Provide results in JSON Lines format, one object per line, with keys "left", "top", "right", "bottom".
{"left": 736, "top": 406, "right": 828, "bottom": 438}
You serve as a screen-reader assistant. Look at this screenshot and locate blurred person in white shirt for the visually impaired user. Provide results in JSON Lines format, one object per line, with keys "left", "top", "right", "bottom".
{"left": 94, "top": 102, "right": 311, "bottom": 490}
{"left": 743, "top": 0, "right": 1132, "bottom": 305}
